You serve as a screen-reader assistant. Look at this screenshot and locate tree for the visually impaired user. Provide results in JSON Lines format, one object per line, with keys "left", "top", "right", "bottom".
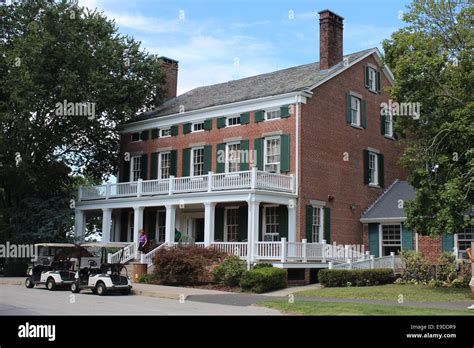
{"left": 0, "top": 0, "right": 165, "bottom": 243}
{"left": 383, "top": 0, "right": 473, "bottom": 236}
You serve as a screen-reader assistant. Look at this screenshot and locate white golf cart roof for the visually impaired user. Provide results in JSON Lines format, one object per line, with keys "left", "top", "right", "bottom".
{"left": 80, "top": 242, "right": 131, "bottom": 248}
{"left": 34, "top": 243, "right": 78, "bottom": 248}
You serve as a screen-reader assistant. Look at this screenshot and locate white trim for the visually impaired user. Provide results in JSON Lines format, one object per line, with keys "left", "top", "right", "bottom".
{"left": 119, "top": 92, "right": 309, "bottom": 133}
{"left": 223, "top": 207, "right": 239, "bottom": 242}
{"left": 264, "top": 135, "right": 281, "bottom": 173}
{"left": 159, "top": 127, "right": 171, "bottom": 138}
{"left": 225, "top": 141, "right": 241, "bottom": 173}
{"left": 190, "top": 146, "right": 204, "bottom": 177}
{"left": 360, "top": 217, "right": 406, "bottom": 224}
{"left": 262, "top": 204, "right": 280, "bottom": 242}
{"left": 379, "top": 223, "right": 402, "bottom": 256}
{"left": 130, "top": 155, "right": 141, "bottom": 182}
{"left": 158, "top": 151, "right": 171, "bottom": 180}
{"left": 191, "top": 121, "right": 205, "bottom": 133}
{"left": 310, "top": 200, "right": 326, "bottom": 207}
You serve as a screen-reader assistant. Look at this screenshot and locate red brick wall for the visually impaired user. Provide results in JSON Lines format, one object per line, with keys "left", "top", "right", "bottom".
{"left": 297, "top": 54, "right": 407, "bottom": 245}
{"left": 417, "top": 235, "right": 442, "bottom": 264}
{"left": 119, "top": 109, "right": 296, "bottom": 180}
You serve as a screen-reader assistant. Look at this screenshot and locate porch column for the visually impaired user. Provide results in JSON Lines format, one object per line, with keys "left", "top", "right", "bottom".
{"left": 133, "top": 206, "right": 144, "bottom": 256}
{"left": 101, "top": 208, "right": 112, "bottom": 243}
{"left": 204, "top": 202, "right": 216, "bottom": 247}
{"left": 165, "top": 204, "right": 176, "bottom": 244}
{"left": 74, "top": 210, "right": 85, "bottom": 242}
{"left": 288, "top": 200, "right": 296, "bottom": 242}
{"left": 247, "top": 198, "right": 260, "bottom": 264}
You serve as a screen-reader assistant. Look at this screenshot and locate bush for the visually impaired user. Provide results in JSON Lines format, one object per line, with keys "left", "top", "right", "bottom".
{"left": 318, "top": 269, "right": 395, "bottom": 287}
{"left": 152, "top": 245, "right": 227, "bottom": 286}
{"left": 240, "top": 267, "right": 287, "bottom": 293}
{"left": 436, "top": 252, "right": 457, "bottom": 282}
{"left": 136, "top": 273, "right": 154, "bottom": 284}
{"left": 252, "top": 263, "right": 273, "bottom": 269}
{"left": 401, "top": 250, "right": 432, "bottom": 282}
{"left": 212, "top": 255, "right": 247, "bottom": 287}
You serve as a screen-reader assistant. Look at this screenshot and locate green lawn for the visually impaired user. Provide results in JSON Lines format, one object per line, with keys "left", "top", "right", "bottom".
{"left": 261, "top": 300, "right": 474, "bottom": 316}
{"left": 296, "top": 284, "right": 473, "bottom": 302}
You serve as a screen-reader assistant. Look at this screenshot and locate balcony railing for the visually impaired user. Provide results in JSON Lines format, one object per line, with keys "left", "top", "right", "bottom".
{"left": 78, "top": 168, "right": 295, "bottom": 201}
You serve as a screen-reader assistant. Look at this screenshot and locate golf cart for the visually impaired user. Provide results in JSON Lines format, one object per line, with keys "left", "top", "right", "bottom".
{"left": 70, "top": 242, "right": 132, "bottom": 296}
{"left": 25, "top": 243, "right": 83, "bottom": 290}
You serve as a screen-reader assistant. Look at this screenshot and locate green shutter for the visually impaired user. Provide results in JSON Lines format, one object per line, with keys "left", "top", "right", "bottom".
{"left": 305, "top": 205, "right": 313, "bottom": 242}
{"left": 376, "top": 71, "right": 381, "bottom": 93}
{"left": 216, "top": 143, "right": 225, "bottom": 173}
{"left": 215, "top": 207, "right": 224, "bottom": 241}
{"left": 141, "top": 130, "right": 149, "bottom": 141}
{"left": 140, "top": 154, "right": 148, "bottom": 179}
{"left": 150, "top": 153, "right": 158, "bottom": 179}
{"left": 204, "top": 119, "right": 212, "bottom": 130}
{"left": 346, "top": 93, "right": 352, "bottom": 124}
{"left": 182, "top": 148, "right": 190, "bottom": 177}
{"left": 240, "top": 139, "right": 249, "bottom": 170}
{"left": 363, "top": 150, "right": 370, "bottom": 185}
{"left": 401, "top": 224, "right": 413, "bottom": 251}
{"left": 323, "top": 207, "right": 330, "bottom": 243}
{"left": 183, "top": 123, "right": 191, "bottom": 134}
{"left": 121, "top": 157, "right": 130, "bottom": 182}
{"left": 203, "top": 145, "right": 212, "bottom": 173}
{"left": 280, "top": 134, "right": 290, "bottom": 172}
{"left": 368, "top": 223, "right": 380, "bottom": 257}
{"left": 238, "top": 206, "right": 248, "bottom": 242}
{"left": 217, "top": 117, "right": 226, "bottom": 128}
{"left": 170, "top": 125, "right": 178, "bottom": 136}
{"left": 151, "top": 128, "right": 159, "bottom": 139}
{"left": 131, "top": 133, "right": 140, "bottom": 142}
{"left": 441, "top": 234, "right": 454, "bottom": 252}
{"left": 378, "top": 153, "right": 384, "bottom": 187}
{"left": 240, "top": 112, "right": 250, "bottom": 124}
{"left": 381, "top": 114, "right": 387, "bottom": 135}
{"left": 254, "top": 138, "right": 263, "bottom": 170}
{"left": 361, "top": 99, "right": 366, "bottom": 129}
{"left": 169, "top": 150, "right": 177, "bottom": 176}
{"left": 278, "top": 205, "right": 288, "bottom": 240}
{"left": 254, "top": 110, "right": 264, "bottom": 123}
{"left": 364, "top": 64, "right": 370, "bottom": 89}
{"left": 280, "top": 105, "right": 290, "bottom": 118}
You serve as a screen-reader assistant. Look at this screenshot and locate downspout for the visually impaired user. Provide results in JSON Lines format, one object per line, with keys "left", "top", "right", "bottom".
{"left": 294, "top": 96, "right": 300, "bottom": 194}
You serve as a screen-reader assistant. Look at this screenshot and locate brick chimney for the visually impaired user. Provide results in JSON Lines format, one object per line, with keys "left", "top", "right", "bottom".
{"left": 158, "top": 56, "right": 179, "bottom": 100}
{"left": 318, "top": 10, "right": 344, "bottom": 70}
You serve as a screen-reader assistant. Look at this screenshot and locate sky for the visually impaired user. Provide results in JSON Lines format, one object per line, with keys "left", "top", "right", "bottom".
{"left": 79, "top": 0, "right": 413, "bottom": 95}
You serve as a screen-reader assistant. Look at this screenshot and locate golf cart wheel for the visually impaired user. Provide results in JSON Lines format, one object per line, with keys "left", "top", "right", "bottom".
{"left": 71, "top": 282, "right": 80, "bottom": 293}
{"left": 96, "top": 282, "right": 107, "bottom": 296}
{"left": 46, "top": 278, "right": 56, "bottom": 291}
{"left": 25, "top": 277, "right": 34, "bottom": 288}
{"left": 121, "top": 288, "right": 131, "bottom": 295}
{"left": 91, "top": 288, "right": 97, "bottom": 294}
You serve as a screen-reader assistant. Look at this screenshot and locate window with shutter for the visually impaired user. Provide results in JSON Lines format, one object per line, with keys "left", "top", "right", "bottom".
{"left": 169, "top": 150, "right": 177, "bottom": 176}
{"left": 182, "top": 148, "right": 190, "bottom": 177}
{"left": 280, "top": 105, "right": 290, "bottom": 118}
{"left": 240, "top": 139, "right": 249, "bottom": 170}
{"left": 204, "top": 119, "right": 213, "bottom": 130}
{"left": 217, "top": 117, "right": 226, "bottom": 128}
{"left": 151, "top": 129, "right": 159, "bottom": 139}
{"left": 254, "top": 110, "right": 265, "bottom": 123}
{"left": 140, "top": 154, "right": 148, "bottom": 180}
{"left": 280, "top": 134, "right": 290, "bottom": 172}
{"left": 150, "top": 153, "right": 158, "bottom": 179}
{"left": 183, "top": 123, "right": 191, "bottom": 134}
{"left": 240, "top": 112, "right": 249, "bottom": 124}
{"left": 203, "top": 145, "right": 212, "bottom": 174}
{"left": 170, "top": 125, "right": 178, "bottom": 136}
{"left": 254, "top": 138, "right": 264, "bottom": 170}
{"left": 141, "top": 130, "right": 149, "bottom": 141}
{"left": 216, "top": 143, "right": 225, "bottom": 173}
{"left": 323, "top": 207, "right": 331, "bottom": 243}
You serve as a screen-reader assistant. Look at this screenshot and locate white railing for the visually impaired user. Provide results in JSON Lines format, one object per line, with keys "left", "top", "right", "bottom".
{"left": 142, "top": 243, "right": 167, "bottom": 267}
{"left": 256, "top": 242, "right": 282, "bottom": 259}
{"left": 78, "top": 168, "right": 294, "bottom": 201}
{"left": 331, "top": 253, "right": 404, "bottom": 270}
{"left": 108, "top": 242, "right": 136, "bottom": 264}
{"left": 287, "top": 241, "right": 305, "bottom": 260}
{"left": 211, "top": 242, "right": 248, "bottom": 258}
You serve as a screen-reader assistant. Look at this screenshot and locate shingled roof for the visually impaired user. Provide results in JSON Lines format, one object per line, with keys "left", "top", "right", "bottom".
{"left": 134, "top": 48, "right": 375, "bottom": 122}
{"left": 361, "top": 180, "right": 415, "bottom": 221}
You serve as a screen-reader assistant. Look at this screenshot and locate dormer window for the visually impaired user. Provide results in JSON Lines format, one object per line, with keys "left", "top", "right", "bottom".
{"left": 265, "top": 109, "right": 281, "bottom": 121}
{"left": 160, "top": 128, "right": 171, "bottom": 137}
{"left": 226, "top": 115, "right": 241, "bottom": 127}
{"left": 192, "top": 122, "right": 205, "bottom": 132}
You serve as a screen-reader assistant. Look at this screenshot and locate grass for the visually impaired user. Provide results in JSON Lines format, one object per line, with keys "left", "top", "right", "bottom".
{"left": 261, "top": 300, "right": 474, "bottom": 316}
{"left": 296, "top": 284, "right": 473, "bottom": 302}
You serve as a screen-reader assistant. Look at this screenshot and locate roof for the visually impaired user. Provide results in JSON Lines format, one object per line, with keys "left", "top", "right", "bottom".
{"left": 134, "top": 48, "right": 375, "bottom": 121}
{"left": 34, "top": 243, "right": 77, "bottom": 248}
{"left": 361, "top": 180, "right": 415, "bottom": 221}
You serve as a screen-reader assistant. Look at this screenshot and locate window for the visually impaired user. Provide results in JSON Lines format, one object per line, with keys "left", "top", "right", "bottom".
{"left": 265, "top": 109, "right": 281, "bottom": 120}
{"left": 264, "top": 137, "right": 280, "bottom": 173}
{"left": 385, "top": 112, "right": 393, "bottom": 137}
{"left": 131, "top": 133, "right": 140, "bottom": 142}
{"left": 226, "top": 142, "right": 240, "bottom": 173}
{"left": 191, "top": 148, "right": 204, "bottom": 176}
{"left": 351, "top": 96, "right": 361, "bottom": 126}
{"left": 158, "top": 152, "right": 170, "bottom": 179}
{"left": 226, "top": 115, "right": 241, "bottom": 127}
{"left": 458, "top": 226, "right": 474, "bottom": 258}
{"left": 130, "top": 156, "right": 141, "bottom": 181}
{"left": 381, "top": 224, "right": 401, "bottom": 256}
{"left": 368, "top": 152, "right": 378, "bottom": 185}
{"left": 368, "top": 67, "right": 377, "bottom": 92}
{"left": 312, "top": 207, "right": 322, "bottom": 243}
{"left": 225, "top": 208, "right": 239, "bottom": 242}
{"left": 160, "top": 128, "right": 171, "bottom": 137}
{"left": 263, "top": 206, "right": 280, "bottom": 241}
{"left": 156, "top": 211, "right": 166, "bottom": 243}
{"left": 192, "top": 122, "right": 204, "bottom": 132}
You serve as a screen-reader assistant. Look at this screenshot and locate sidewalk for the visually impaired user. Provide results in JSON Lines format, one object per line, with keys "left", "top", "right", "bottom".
{"left": 131, "top": 283, "right": 233, "bottom": 300}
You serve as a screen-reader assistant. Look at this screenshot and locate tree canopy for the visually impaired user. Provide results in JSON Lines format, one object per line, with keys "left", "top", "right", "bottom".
{"left": 0, "top": 0, "right": 165, "bottom": 243}
{"left": 383, "top": 0, "right": 473, "bottom": 236}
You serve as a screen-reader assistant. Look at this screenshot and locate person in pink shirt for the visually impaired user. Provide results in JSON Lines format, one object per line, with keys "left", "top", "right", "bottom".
{"left": 137, "top": 229, "right": 148, "bottom": 254}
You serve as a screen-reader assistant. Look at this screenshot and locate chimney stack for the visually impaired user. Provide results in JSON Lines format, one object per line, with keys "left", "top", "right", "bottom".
{"left": 158, "top": 56, "right": 179, "bottom": 100}
{"left": 318, "top": 10, "right": 344, "bottom": 70}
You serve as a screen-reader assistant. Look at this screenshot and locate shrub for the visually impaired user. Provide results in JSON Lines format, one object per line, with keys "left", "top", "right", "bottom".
{"left": 136, "top": 273, "right": 154, "bottom": 284}
{"left": 212, "top": 255, "right": 247, "bottom": 287}
{"left": 427, "top": 279, "right": 444, "bottom": 288}
{"left": 252, "top": 263, "right": 273, "bottom": 269}
{"left": 152, "top": 245, "right": 227, "bottom": 286}
{"left": 401, "top": 250, "right": 432, "bottom": 282}
{"left": 436, "top": 252, "right": 457, "bottom": 282}
{"left": 240, "top": 267, "right": 287, "bottom": 293}
{"left": 318, "top": 269, "right": 395, "bottom": 287}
